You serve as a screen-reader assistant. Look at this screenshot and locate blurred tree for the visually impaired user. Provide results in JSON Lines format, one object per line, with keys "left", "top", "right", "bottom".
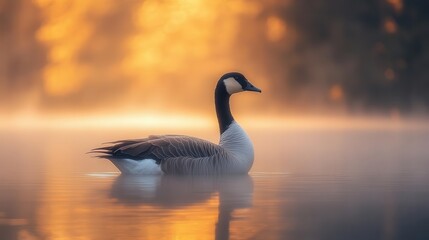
{"left": 253, "top": 0, "right": 429, "bottom": 114}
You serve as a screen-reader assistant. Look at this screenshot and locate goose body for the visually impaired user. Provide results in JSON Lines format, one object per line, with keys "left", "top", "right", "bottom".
{"left": 91, "top": 72, "right": 261, "bottom": 175}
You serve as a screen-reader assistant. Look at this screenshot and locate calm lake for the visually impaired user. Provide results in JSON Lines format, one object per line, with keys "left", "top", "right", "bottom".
{"left": 1, "top": 127, "right": 429, "bottom": 240}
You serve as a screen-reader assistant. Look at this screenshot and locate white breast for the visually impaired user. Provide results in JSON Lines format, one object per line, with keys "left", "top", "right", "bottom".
{"left": 219, "top": 122, "right": 255, "bottom": 172}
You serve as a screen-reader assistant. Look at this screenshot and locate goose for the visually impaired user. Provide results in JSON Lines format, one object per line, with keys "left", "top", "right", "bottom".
{"left": 91, "top": 72, "right": 261, "bottom": 175}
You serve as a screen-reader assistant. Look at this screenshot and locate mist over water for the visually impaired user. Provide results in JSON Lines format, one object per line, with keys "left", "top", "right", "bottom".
{"left": 1, "top": 127, "right": 429, "bottom": 239}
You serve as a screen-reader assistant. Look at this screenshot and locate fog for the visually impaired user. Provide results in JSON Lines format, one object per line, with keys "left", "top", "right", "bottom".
{"left": 1, "top": 0, "right": 428, "bottom": 124}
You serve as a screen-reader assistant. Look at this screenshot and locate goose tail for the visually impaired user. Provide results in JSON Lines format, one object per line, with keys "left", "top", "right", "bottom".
{"left": 88, "top": 146, "right": 162, "bottom": 175}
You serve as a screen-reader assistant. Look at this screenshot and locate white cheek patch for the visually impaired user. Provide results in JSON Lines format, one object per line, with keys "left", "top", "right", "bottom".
{"left": 224, "top": 77, "right": 243, "bottom": 94}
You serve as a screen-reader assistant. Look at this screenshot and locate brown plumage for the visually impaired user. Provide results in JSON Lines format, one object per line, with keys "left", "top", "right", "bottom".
{"left": 91, "top": 135, "right": 230, "bottom": 174}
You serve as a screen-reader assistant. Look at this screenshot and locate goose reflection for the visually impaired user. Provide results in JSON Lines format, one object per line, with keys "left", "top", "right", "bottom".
{"left": 110, "top": 174, "right": 253, "bottom": 240}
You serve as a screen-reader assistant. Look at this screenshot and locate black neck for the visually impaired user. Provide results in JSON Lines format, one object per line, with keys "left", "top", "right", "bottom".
{"left": 215, "top": 82, "right": 234, "bottom": 134}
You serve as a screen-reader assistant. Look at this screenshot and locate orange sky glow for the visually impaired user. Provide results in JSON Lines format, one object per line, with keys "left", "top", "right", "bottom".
{"left": 1, "top": 0, "right": 425, "bottom": 129}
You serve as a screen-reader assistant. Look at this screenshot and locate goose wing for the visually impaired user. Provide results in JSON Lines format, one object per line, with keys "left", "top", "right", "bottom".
{"left": 91, "top": 135, "right": 224, "bottom": 163}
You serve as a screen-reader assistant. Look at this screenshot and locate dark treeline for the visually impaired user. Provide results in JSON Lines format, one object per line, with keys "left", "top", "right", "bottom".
{"left": 252, "top": 0, "right": 429, "bottom": 114}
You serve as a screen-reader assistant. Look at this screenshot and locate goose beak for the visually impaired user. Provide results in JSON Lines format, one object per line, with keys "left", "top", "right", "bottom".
{"left": 244, "top": 84, "right": 262, "bottom": 93}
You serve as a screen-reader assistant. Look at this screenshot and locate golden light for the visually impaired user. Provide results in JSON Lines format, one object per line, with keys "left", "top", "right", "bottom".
{"left": 266, "top": 16, "right": 287, "bottom": 42}
{"left": 120, "top": 0, "right": 262, "bottom": 99}
{"left": 386, "top": 0, "right": 403, "bottom": 13}
{"left": 384, "top": 18, "right": 397, "bottom": 34}
{"left": 329, "top": 84, "right": 344, "bottom": 102}
{"left": 0, "top": 0, "right": 424, "bottom": 131}
{"left": 1, "top": 1, "right": 428, "bottom": 240}
{"left": 34, "top": 0, "right": 103, "bottom": 96}
{"left": 27, "top": 0, "right": 266, "bottom": 114}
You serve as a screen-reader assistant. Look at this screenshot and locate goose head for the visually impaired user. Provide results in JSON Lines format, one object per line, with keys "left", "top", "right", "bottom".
{"left": 219, "top": 72, "right": 262, "bottom": 95}
{"left": 215, "top": 72, "right": 261, "bottom": 134}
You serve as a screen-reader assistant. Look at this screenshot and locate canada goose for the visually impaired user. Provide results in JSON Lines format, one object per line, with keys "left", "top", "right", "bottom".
{"left": 91, "top": 72, "right": 261, "bottom": 175}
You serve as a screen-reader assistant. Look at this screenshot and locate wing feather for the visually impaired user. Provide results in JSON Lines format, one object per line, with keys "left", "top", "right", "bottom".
{"left": 91, "top": 135, "right": 223, "bottom": 162}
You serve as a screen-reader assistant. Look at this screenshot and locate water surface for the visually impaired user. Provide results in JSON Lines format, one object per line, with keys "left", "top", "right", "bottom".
{"left": 0, "top": 128, "right": 428, "bottom": 240}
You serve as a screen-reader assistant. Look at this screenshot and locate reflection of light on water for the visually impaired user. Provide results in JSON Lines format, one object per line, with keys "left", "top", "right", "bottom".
{"left": 109, "top": 175, "right": 254, "bottom": 239}
{"left": 111, "top": 175, "right": 221, "bottom": 239}
{"left": 251, "top": 172, "right": 290, "bottom": 176}
{"left": 86, "top": 172, "right": 119, "bottom": 178}
{"left": 0, "top": 211, "right": 28, "bottom": 226}
{"left": 35, "top": 140, "right": 220, "bottom": 239}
